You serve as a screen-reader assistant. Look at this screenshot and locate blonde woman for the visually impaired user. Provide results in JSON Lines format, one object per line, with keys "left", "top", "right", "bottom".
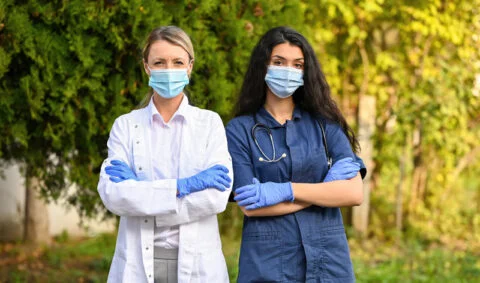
{"left": 98, "top": 26, "right": 232, "bottom": 283}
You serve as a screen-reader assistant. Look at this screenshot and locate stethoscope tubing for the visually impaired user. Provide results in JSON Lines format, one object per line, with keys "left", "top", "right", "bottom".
{"left": 251, "top": 123, "right": 286, "bottom": 162}
{"left": 251, "top": 114, "right": 332, "bottom": 168}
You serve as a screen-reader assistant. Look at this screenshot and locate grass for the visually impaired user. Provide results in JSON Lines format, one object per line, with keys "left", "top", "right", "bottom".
{"left": 1, "top": 233, "right": 479, "bottom": 282}
{"left": 0, "top": 233, "right": 114, "bottom": 283}
{"left": 352, "top": 246, "right": 480, "bottom": 282}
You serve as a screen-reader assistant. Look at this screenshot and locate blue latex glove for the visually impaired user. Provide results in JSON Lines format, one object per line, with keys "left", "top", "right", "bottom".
{"left": 105, "top": 160, "right": 140, "bottom": 183}
{"left": 177, "top": 165, "right": 231, "bottom": 198}
{"left": 323, "top": 157, "right": 361, "bottom": 182}
{"left": 234, "top": 178, "right": 293, "bottom": 210}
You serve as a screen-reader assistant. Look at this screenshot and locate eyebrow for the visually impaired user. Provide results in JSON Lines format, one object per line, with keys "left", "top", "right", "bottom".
{"left": 152, "top": 57, "right": 187, "bottom": 61}
{"left": 271, "top": 55, "right": 304, "bottom": 61}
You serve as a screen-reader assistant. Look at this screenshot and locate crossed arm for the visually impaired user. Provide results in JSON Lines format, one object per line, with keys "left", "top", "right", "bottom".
{"left": 98, "top": 114, "right": 233, "bottom": 226}
{"left": 226, "top": 119, "right": 364, "bottom": 218}
{"left": 237, "top": 174, "right": 363, "bottom": 217}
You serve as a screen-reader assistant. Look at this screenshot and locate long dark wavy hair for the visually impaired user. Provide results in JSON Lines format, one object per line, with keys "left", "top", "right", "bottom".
{"left": 235, "top": 26, "right": 360, "bottom": 152}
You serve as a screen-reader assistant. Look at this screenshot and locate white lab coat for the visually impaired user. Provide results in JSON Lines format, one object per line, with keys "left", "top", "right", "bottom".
{"left": 97, "top": 101, "right": 232, "bottom": 283}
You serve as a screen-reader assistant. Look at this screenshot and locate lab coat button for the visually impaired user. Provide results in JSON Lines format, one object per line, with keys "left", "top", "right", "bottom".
{"left": 146, "top": 246, "right": 149, "bottom": 250}
{"left": 135, "top": 124, "right": 138, "bottom": 128}
{"left": 144, "top": 219, "right": 148, "bottom": 223}
{"left": 136, "top": 140, "right": 140, "bottom": 144}
{"left": 139, "top": 167, "right": 142, "bottom": 171}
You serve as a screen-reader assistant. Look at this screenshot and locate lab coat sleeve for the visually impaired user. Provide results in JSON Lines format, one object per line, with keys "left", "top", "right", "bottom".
{"left": 154, "top": 113, "right": 233, "bottom": 227}
{"left": 325, "top": 122, "right": 367, "bottom": 177}
{"left": 97, "top": 116, "right": 178, "bottom": 217}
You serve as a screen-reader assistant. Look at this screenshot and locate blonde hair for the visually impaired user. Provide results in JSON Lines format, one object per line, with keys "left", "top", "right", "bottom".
{"left": 138, "top": 26, "right": 195, "bottom": 108}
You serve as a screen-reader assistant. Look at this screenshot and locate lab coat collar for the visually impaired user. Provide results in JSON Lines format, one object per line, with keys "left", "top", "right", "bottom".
{"left": 256, "top": 105, "right": 303, "bottom": 128}
{"left": 147, "top": 94, "right": 191, "bottom": 125}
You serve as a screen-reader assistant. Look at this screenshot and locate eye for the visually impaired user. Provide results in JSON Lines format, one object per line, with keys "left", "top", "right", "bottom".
{"left": 174, "top": 61, "right": 185, "bottom": 65}
{"left": 295, "top": 63, "right": 304, "bottom": 69}
{"left": 272, "top": 60, "right": 283, "bottom": 66}
{"left": 154, "top": 61, "right": 164, "bottom": 65}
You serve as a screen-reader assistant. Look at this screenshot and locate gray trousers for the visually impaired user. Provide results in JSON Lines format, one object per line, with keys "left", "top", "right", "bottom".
{"left": 154, "top": 247, "right": 178, "bottom": 283}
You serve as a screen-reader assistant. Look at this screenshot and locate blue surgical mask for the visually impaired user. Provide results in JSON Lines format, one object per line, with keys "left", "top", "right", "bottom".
{"left": 148, "top": 68, "right": 189, "bottom": 99}
{"left": 265, "top": 66, "right": 304, "bottom": 98}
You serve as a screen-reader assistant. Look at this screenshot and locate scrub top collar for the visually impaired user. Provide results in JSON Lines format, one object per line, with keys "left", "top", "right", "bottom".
{"left": 148, "top": 94, "right": 190, "bottom": 126}
{"left": 256, "top": 105, "right": 303, "bottom": 128}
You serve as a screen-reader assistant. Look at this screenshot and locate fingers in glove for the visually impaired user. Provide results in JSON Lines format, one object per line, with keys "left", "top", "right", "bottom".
{"left": 215, "top": 176, "right": 231, "bottom": 188}
{"left": 105, "top": 165, "right": 128, "bottom": 172}
{"left": 344, "top": 171, "right": 359, "bottom": 179}
{"left": 237, "top": 195, "right": 259, "bottom": 207}
{"left": 218, "top": 172, "right": 232, "bottom": 185}
{"left": 234, "top": 187, "right": 257, "bottom": 201}
{"left": 208, "top": 164, "right": 229, "bottom": 173}
{"left": 338, "top": 164, "right": 361, "bottom": 173}
{"left": 105, "top": 164, "right": 131, "bottom": 173}
{"left": 210, "top": 181, "right": 227, "bottom": 192}
{"left": 210, "top": 171, "right": 231, "bottom": 184}
{"left": 234, "top": 184, "right": 257, "bottom": 196}
{"left": 105, "top": 168, "right": 129, "bottom": 178}
{"left": 245, "top": 202, "right": 261, "bottom": 210}
{"left": 109, "top": 176, "right": 124, "bottom": 183}
{"left": 110, "top": 160, "right": 129, "bottom": 167}
{"left": 105, "top": 169, "right": 124, "bottom": 177}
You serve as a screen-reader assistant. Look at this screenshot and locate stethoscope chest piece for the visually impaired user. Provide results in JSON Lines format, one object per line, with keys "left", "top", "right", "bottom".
{"left": 258, "top": 153, "right": 287, "bottom": 162}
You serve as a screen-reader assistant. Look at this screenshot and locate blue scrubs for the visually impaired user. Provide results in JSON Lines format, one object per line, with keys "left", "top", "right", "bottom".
{"left": 226, "top": 107, "right": 365, "bottom": 283}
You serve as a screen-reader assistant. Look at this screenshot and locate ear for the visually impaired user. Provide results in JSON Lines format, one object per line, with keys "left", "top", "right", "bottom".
{"left": 187, "top": 59, "right": 194, "bottom": 77}
{"left": 143, "top": 60, "right": 150, "bottom": 76}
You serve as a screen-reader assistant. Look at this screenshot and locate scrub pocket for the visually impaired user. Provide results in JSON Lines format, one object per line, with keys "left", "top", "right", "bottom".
{"left": 281, "top": 242, "right": 306, "bottom": 282}
{"left": 238, "top": 231, "right": 282, "bottom": 283}
{"left": 318, "top": 226, "right": 355, "bottom": 282}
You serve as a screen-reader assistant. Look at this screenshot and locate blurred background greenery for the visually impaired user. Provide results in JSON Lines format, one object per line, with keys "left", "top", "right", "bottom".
{"left": 0, "top": 0, "right": 479, "bottom": 282}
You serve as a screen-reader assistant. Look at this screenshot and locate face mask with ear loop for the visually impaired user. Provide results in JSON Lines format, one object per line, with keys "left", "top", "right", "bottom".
{"left": 264, "top": 65, "right": 304, "bottom": 98}
{"left": 148, "top": 67, "right": 190, "bottom": 99}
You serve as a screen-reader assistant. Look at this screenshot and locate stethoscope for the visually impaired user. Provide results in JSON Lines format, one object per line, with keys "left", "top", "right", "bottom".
{"left": 251, "top": 115, "right": 332, "bottom": 168}
{"left": 251, "top": 122, "right": 287, "bottom": 162}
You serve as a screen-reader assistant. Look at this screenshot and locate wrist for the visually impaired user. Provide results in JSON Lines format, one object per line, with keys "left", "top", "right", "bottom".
{"left": 284, "top": 182, "right": 294, "bottom": 202}
{"left": 177, "top": 178, "right": 189, "bottom": 198}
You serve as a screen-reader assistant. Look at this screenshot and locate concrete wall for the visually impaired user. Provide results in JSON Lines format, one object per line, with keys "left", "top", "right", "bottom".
{"left": 0, "top": 163, "right": 25, "bottom": 241}
{"left": 0, "top": 163, "right": 115, "bottom": 242}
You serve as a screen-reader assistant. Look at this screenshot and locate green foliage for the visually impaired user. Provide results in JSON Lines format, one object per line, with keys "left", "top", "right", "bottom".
{"left": 0, "top": 233, "right": 115, "bottom": 282}
{"left": 1, "top": 0, "right": 479, "bottom": 248}
{"left": 353, "top": 244, "right": 480, "bottom": 282}
{"left": 303, "top": 0, "right": 480, "bottom": 247}
{"left": 2, "top": 233, "right": 479, "bottom": 282}
{"left": 0, "top": 0, "right": 308, "bottom": 219}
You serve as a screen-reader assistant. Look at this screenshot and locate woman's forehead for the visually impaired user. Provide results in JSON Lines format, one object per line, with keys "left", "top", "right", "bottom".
{"left": 271, "top": 43, "right": 303, "bottom": 59}
{"left": 148, "top": 40, "right": 189, "bottom": 60}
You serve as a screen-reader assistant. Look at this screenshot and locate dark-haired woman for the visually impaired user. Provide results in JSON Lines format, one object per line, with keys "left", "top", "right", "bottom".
{"left": 226, "top": 26, "right": 366, "bottom": 282}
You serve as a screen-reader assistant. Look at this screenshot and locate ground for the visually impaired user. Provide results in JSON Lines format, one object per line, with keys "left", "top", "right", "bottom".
{"left": 1, "top": 232, "right": 479, "bottom": 282}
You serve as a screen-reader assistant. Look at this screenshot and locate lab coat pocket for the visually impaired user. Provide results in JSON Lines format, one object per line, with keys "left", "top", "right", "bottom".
{"left": 319, "top": 227, "right": 355, "bottom": 282}
{"left": 239, "top": 231, "right": 282, "bottom": 282}
{"left": 193, "top": 249, "right": 228, "bottom": 282}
